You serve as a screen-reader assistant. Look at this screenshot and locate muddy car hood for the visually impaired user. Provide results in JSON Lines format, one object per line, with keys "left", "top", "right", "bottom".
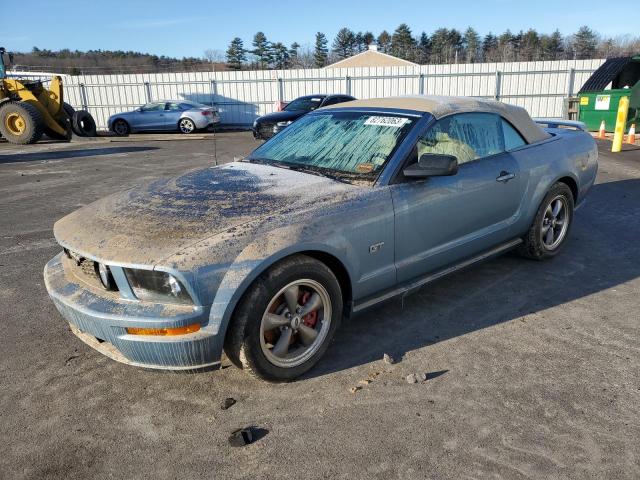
{"left": 54, "top": 162, "right": 355, "bottom": 267}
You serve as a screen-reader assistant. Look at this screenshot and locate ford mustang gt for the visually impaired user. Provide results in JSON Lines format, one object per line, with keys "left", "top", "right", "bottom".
{"left": 45, "top": 95, "right": 598, "bottom": 381}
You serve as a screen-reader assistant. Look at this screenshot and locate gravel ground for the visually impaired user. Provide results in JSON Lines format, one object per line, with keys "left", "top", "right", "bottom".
{"left": 0, "top": 134, "right": 638, "bottom": 479}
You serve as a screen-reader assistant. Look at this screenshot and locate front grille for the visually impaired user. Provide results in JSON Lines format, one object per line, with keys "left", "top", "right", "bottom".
{"left": 62, "top": 253, "right": 102, "bottom": 290}
{"left": 61, "top": 251, "right": 118, "bottom": 292}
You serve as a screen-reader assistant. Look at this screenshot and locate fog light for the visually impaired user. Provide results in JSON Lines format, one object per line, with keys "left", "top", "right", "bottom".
{"left": 126, "top": 323, "right": 201, "bottom": 336}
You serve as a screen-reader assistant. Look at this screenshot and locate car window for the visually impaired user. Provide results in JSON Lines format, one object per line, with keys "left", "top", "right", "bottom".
{"left": 179, "top": 103, "right": 195, "bottom": 110}
{"left": 416, "top": 113, "right": 504, "bottom": 165}
{"left": 502, "top": 119, "right": 527, "bottom": 150}
{"left": 140, "top": 102, "right": 165, "bottom": 112}
{"left": 166, "top": 102, "right": 183, "bottom": 111}
{"left": 322, "top": 96, "right": 346, "bottom": 107}
{"left": 284, "top": 97, "right": 324, "bottom": 112}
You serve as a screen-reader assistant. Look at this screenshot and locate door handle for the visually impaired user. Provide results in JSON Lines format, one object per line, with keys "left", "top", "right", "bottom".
{"left": 496, "top": 171, "right": 515, "bottom": 182}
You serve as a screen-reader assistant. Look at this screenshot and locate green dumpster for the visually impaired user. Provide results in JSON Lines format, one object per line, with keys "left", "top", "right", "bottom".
{"left": 578, "top": 56, "right": 640, "bottom": 132}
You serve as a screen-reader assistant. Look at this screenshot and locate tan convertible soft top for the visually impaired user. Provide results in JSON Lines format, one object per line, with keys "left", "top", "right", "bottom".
{"left": 321, "top": 95, "right": 551, "bottom": 144}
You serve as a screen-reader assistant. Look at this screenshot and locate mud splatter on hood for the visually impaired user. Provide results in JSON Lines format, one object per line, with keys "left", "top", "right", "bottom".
{"left": 54, "top": 162, "right": 356, "bottom": 266}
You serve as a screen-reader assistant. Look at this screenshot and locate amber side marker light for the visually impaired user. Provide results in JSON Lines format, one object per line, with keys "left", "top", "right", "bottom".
{"left": 126, "top": 324, "right": 201, "bottom": 336}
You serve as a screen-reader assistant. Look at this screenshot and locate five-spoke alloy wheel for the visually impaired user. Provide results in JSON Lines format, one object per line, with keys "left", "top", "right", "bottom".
{"left": 224, "top": 255, "right": 342, "bottom": 382}
{"left": 259, "top": 279, "right": 332, "bottom": 369}
{"left": 520, "top": 182, "right": 574, "bottom": 260}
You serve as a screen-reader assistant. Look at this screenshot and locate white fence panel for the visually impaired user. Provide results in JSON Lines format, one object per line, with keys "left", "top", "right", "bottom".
{"left": 11, "top": 58, "right": 606, "bottom": 130}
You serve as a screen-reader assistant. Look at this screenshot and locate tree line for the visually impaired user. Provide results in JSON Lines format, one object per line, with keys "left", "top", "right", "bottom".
{"left": 7, "top": 24, "right": 638, "bottom": 75}
{"left": 226, "top": 25, "right": 640, "bottom": 70}
{"left": 8, "top": 47, "right": 218, "bottom": 74}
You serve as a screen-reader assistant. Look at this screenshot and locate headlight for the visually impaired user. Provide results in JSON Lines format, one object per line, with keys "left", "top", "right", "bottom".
{"left": 123, "top": 269, "right": 192, "bottom": 305}
{"left": 276, "top": 120, "right": 292, "bottom": 127}
{"left": 96, "top": 263, "right": 117, "bottom": 291}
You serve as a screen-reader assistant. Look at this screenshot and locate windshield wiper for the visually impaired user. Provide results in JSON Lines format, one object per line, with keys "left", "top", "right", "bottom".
{"left": 284, "top": 163, "right": 351, "bottom": 184}
{"left": 245, "top": 157, "right": 292, "bottom": 170}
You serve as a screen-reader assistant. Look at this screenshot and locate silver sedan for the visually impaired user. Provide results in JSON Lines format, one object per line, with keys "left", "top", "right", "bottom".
{"left": 108, "top": 100, "right": 220, "bottom": 135}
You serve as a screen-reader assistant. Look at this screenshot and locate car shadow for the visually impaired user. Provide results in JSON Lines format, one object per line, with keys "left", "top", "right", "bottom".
{"left": 181, "top": 93, "right": 259, "bottom": 128}
{"left": 0, "top": 146, "right": 159, "bottom": 164}
{"left": 305, "top": 177, "right": 640, "bottom": 379}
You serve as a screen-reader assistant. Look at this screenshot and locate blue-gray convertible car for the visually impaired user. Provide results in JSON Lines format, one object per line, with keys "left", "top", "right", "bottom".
{"left": 44, "top": 96, "right": 598, "bottom": 381}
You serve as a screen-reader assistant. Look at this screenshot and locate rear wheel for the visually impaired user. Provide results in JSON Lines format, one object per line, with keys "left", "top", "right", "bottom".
{"left": 519, "top": 182, "right": 574, "bottom": 260}
{"left": 224, "top": 255, "right": 342, "bottom": 382}
{"left": 0, "top": 101, "right": 44, "bottom": 144}
{"left": 178, "top": 118, "right": 196, "bottom": 134}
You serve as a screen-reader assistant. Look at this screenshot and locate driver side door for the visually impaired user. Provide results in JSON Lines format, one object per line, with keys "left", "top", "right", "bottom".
{"left": 136, "top": 102, "right": 167, "bottom": 130}
{"left": 391, "top": 112, "right": 527, "bottom": 283}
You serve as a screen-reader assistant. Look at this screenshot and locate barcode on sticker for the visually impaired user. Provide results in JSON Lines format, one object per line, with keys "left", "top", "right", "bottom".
{"left": 364, "top": 116, "right": 409, "bottom": 128}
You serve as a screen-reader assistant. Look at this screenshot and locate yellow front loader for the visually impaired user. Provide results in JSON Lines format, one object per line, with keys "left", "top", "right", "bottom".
{"left": 0, "top": 47, "right": 73, "bottom": 144}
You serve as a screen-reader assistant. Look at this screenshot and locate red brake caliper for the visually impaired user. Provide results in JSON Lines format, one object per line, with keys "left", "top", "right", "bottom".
{"left": 300, "top": 291, "right": 318, "bottom": 328}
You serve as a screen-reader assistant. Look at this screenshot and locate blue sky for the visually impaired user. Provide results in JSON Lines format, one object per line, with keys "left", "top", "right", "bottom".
{"left": 1, "top": 0, "right": 634, "bottom": 58}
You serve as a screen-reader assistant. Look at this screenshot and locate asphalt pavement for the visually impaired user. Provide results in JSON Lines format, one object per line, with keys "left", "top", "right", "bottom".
{"left": 1, "top": 133, "right": 638, "bottom": 479}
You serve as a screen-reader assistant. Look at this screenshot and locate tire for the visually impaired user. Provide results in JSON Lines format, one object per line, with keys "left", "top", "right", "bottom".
{"left": 112, "top": 119, "right": 130, "bottom": 136}
{"left": 519, "top": 182, "right": 574, "bottom": 260}
{"left": 224, "top": 255, "right": 343, "bottom": 382}
{"left": 72, "top": 110, "right": 97, "bottom": 137}
{"left": 0, "top": 101, "right": 45, "bottom": 144}
{"left": 62, "top": 102, "right": 76, "bottom": 118}
{"left": 178, "top": 117, "right": 196, "bottom": 134}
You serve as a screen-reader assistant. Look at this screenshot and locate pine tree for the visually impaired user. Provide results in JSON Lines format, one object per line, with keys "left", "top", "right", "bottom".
{"left": 498, "top": 30, "right": 516, "bottom": 62}
{"left": 362, "top": 31, "right": 375, "bottom": 49}
{"left": 271, "top": 42, "right": 290, "bottom": 69}
{"left": 482, "top": 33, "right": 499, "bottom": 62}
{"left": 314, "top": 32, "right": 328, "bottom": 67}
{"left": 430, "top": 28, "right": 450, "bottom": 64}
{"left": 225, "top": 37, "right": 246, "bottom": 70}
{"left": 571, "top": 26, "right": 598, "bottom": 59}
{"left": 377, "top": 31, "right": 392, "bottom": 53}
{"left": 391, "top": 23, "right": 417, "bottom": 61}
{"left": 463, "top": 27, "right": 481, "bottom": 63}
{"left": 289, "top": 42, "right": 300, "bottom": 66}
{"left": 332, "top": 27, "right": 356, "bottom": 59}
{"left": 252, "top": 32, "right": 271, "bottom": 69}
{"left": 520, "top": 29, "right": 540, "bottom": 61}
{"left": 417, "top": 32, "right": 431, "bottom": 64}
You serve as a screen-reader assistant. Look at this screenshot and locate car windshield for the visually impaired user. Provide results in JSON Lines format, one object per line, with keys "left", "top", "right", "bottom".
{"left": 248, "top": 111, "right": 416, "bottom": 183}
{"left": 283, "top": 97, "right": 324, "bottom": 112}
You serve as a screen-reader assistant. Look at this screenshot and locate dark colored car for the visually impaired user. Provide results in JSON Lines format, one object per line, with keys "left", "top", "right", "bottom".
{"left": 252, "top": 94, "right": 355, "bottom": 139}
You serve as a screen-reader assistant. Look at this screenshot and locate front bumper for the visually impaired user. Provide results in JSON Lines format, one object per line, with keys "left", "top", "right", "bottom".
{"left": 44, "top": 254, "right": 221, "bottom": 371}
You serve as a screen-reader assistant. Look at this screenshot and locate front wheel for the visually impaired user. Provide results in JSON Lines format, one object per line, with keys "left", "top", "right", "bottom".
{"left": 519, "top": 182, "right": 574, "bottom": 260}
{"left": 178, "top": 118, "right": 196, "bottom": 134}
{"left": 224, "top": 255, "right": 343, "bottom": 382}
{"left": 112, "top": 119, "right": 130, "bottom": 136}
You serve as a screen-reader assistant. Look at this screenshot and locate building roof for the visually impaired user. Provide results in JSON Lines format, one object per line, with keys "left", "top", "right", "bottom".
{"left": 325, "top": 45, "right": 418, "bottom": 69}
{"left": 321, "top": 95, "right": 550, "bottom": 144}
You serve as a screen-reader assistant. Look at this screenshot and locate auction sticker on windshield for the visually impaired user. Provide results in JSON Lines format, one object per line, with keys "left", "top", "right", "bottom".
{"left": 364, "top": 116, "right": 410, "bottom": 128}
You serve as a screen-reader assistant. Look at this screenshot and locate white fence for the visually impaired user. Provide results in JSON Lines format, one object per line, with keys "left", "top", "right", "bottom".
{"left": 12, "top": 59, "right": 605, "bottom": 130}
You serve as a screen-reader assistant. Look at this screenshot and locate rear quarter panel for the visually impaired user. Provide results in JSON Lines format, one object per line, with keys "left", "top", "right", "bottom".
{"left": 510, "top": 129, "right": 598, "bottom": 236}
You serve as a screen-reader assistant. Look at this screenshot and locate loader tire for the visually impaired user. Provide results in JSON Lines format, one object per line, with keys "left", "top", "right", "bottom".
{"left": 0, "top": 101, "right": 45, "bottom": 145}
{"left": 72, "top": 110, "right": 97, "bottom": 137}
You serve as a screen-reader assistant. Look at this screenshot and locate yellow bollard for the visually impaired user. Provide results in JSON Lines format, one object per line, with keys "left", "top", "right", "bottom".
{"left": 612, "top": 96, "right": 629, "bottom": 153}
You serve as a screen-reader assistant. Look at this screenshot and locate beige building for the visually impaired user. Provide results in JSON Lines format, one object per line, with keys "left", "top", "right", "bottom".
{"left": 324, "top": 44, "right": 418, "bottom": 69}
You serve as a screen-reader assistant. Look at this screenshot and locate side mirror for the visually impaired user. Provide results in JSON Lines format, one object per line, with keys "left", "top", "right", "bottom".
{"left": 403, "top": 153, "right": 458, "bottom": 178}
{"left": 8, "top": 53, "right": 14, "bottom": 64}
